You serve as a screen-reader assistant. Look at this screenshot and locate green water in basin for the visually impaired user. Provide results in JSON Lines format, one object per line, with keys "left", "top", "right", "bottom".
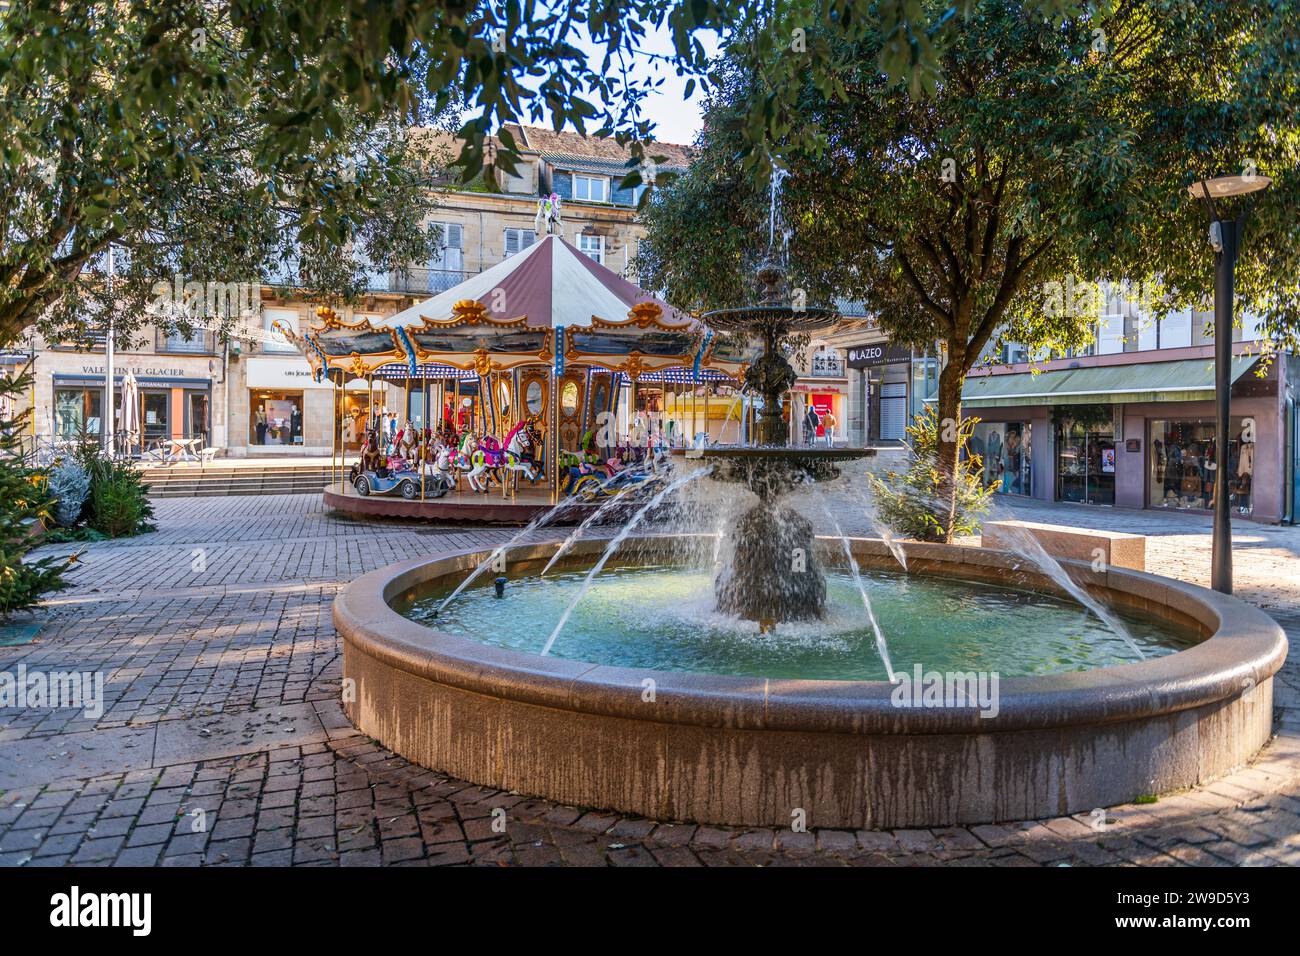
{"left": 403, "top": 565, "right": 1194, "bottom": 681}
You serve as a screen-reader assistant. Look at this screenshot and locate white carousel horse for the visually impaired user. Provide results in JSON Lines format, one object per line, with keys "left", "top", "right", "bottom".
{"left": 501, "top": 419, "right": 542, "bottom": 483}
{"left": 418, "top": 442, "right": 455, "bottom": 496}
{"left": 456, "top": 432, "right": 500, "bottom": 493}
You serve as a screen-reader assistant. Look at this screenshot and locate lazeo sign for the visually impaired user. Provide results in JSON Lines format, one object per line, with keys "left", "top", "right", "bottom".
{"left": 845, "top": 344, "right": 912, "bottom": 369}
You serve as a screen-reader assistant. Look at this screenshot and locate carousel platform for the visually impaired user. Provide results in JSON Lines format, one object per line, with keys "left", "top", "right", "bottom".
{"left": 322, "top": 481, "right": 594, "bottom": 525}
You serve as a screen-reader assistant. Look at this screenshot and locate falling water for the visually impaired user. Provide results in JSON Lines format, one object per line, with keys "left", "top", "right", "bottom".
{"left": 540, "top": 467, "right": 712, "bottom": 656}
{"left": 767, "top": 163, "right": 790, "bottom": 252}
{"left": 824, "top": 510, "right": 899, "bottom": 683}
{"left": 434, "top": 489, "right": 583, "bottom": 617}
{"left": 988, "top": 520, "right": 1145, "bottom": 660}
{"left": 541, "top": 469, "right": 665, "bottom": 576}
{"left": 839, "top": 474, "right": 909, "bottom": 571}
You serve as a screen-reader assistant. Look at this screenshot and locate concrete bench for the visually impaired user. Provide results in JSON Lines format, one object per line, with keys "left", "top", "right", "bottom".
{"left": 981, "top": 519, "right": 1146, "bottom": 572}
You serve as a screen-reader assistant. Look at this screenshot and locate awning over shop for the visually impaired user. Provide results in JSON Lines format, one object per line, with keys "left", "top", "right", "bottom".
{"left": 960, "top": 356, "right": 1262, "bottom": 408}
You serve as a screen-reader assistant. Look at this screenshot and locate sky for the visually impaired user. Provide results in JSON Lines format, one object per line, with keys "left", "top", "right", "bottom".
{"left": 507, "top": 20, "right": 717, "bottom": 147}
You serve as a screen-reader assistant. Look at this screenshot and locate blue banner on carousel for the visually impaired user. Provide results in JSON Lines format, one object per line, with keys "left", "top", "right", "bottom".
{"left": 692, "top": 330, "right": 714, "bottom": 379}
{"left": 394, "top": 326, "right": 419, "bottom": 376}
{"left": 309, "top": 339, "right": 329, "bottom": 382}
{"left": 553, "top": 326, "right": 565, "bottom": 376}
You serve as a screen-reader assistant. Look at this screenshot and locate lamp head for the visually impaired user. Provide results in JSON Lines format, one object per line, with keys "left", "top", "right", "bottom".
{"left": 1187, "top": 174, "right": 1272, "bottom": 201}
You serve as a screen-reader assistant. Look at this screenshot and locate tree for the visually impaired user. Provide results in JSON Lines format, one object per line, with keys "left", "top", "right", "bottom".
{"left": 3, "top": 0, "right": 1150, "bottom": 353}
{"left": 0, "top": 1, "right": 454, "bottom": 349}
{"left": 640, "top": 0, "right": 1300, "bottom": 539}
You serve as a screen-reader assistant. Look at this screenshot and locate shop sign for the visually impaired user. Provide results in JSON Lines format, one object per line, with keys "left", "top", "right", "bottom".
{"left": 246, "top": 357, "right": 331, "bottom": 390}
{"left": 845, "top": 343, "right": 912, "bottom": 369}
{"left": 79, "top": 364, "right": 188, "bottom": 377}
{"left": 246, "top": 356, "right": 382, "bottom": 391}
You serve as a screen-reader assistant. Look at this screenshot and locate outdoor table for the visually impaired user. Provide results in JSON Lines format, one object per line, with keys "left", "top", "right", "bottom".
{"left": 165, "top": 438, "right": 201, "bottom": 463}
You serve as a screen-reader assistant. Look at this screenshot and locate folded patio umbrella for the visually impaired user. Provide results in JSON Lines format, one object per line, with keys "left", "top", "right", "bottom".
{"left": 120, "top": 370, "right": 141, "bottom": 456}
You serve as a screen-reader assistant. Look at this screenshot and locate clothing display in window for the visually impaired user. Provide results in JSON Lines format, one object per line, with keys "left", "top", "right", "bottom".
{"left": 1149, "top": 418, "right": 1252, "bottom": 515}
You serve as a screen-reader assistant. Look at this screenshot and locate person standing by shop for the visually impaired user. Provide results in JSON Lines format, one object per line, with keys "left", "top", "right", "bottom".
{"left": 822, "top": 408, "right": 837, "bottom": 446}
{"left": 255, "top": 406, "right": 267, "bottom": 445}
{"left": 803, "top": 403, "right": 820, "bottom": 447}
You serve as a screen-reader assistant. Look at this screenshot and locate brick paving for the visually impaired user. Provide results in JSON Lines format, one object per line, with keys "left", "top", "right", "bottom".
{"left": 0, "top": 492, "right": 1296, "bottom": 867}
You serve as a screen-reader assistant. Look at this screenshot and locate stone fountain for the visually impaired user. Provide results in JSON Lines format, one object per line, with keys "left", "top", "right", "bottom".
{"left": 674, "top": 258, "right": 873, "bottom": 626}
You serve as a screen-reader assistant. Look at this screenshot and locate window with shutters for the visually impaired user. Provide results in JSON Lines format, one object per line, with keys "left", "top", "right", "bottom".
{"left": 879, "top": 382, "right": 908, "bottom": 441}
{"left": 504, "top": 228, "right": 535, "bottom": 257}
{"left": 431, "top": 222, "right": 464, "bottom": 271}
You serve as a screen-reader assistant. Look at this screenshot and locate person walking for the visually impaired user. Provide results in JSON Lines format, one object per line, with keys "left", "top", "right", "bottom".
{"left": 803, "top": 403, "right": 820, "bottom": 446}
{"left": 822, "top": 408, "right": 837, "bottom": 446}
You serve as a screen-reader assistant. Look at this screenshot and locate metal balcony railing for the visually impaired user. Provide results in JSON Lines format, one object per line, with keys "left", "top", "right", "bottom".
{"left": 809, "top": 355, "right": 846, "bottom": 377}
{"left": 156, "top": 329, "right": 216, "bottom": 353}
{"left": 264, "top": 266, "right": 474, "bottom": 296}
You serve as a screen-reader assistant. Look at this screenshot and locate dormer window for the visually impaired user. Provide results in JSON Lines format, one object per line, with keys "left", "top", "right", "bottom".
{"left": 572, "top": 174, "right": 609, "bottom": 202}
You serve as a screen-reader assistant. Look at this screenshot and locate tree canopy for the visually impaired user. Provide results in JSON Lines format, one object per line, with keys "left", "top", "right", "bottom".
{"left": 2, "top": 0, "right": 1117, "bottom": 351}
{"left": 0, "top": 1, "right": 454, "bottom": 348}
{"left": 638, "top": 0, "right": 1300, "bottom": 537}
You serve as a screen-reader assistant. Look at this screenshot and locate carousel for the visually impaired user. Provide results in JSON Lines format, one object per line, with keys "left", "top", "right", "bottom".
{"left": 287, "top": 234, "right": 753, "bottom": 521}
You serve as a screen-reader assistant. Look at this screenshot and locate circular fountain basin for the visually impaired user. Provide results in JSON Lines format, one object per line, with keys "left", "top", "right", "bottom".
{"left": 335, "top": 537, "right": 1287, "bottom": 829}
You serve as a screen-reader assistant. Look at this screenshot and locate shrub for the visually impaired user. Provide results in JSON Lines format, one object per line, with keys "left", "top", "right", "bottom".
{"left": 47, "top": 458, "right": 91, "bottom": 527}
{"left": 866, "top": 406, "right": 996, "bottom": 542}
{"left": 0, "top": 365, "right": 71, "bottom": 616}
{"left": 74, "top": 442, "right": 155, "bottom": 538}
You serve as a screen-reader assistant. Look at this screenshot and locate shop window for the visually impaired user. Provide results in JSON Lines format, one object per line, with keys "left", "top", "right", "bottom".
{"left": 55, "top": 387, "right": 102, "bottom": 437}
{"left": 141, "top": 391, "right": 170, "bottom": 443}
{"left": 251, "top": 391, "right": 304, "bottom": 446}
{"left": 1055, "top": 406, "right": 1115, "bottom": 505}
{"left": 971, "top": 422, "right": 1032, "bottom": 495}
{"left": 1150, "top": 417, "right": 1253, "bottom": 515}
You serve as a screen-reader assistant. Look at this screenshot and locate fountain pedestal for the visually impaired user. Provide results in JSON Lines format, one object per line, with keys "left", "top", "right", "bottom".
{"left": 714, "top": 502, "right": 824, "bottom": 623}
{"left": 673, "top": 447, "right": 874, "bottom": 626}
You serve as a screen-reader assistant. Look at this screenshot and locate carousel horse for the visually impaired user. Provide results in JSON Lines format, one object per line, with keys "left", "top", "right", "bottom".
{"left": 395, "top": 420, "right": 418, "bottom": 460}
{"left": 412, "top": 440, "right": 454, "bottom": 497}
{"left": 468, "top": 434, "right": 507, "bottom": 493}
{"left": 501, "top": 418, "right": 543, "bottom": 483}
{"left": 454, "top": 431, "right": 501, "bottom": 493}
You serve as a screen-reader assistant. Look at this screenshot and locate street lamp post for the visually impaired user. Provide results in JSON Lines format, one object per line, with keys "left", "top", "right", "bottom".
{"left": 1187, "top": 174, "right": 1271, "bottom": 594}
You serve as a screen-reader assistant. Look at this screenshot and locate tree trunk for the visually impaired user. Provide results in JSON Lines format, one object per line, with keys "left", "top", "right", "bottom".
{"left": 934, "top": 356, "right": 966, "bottom": 543}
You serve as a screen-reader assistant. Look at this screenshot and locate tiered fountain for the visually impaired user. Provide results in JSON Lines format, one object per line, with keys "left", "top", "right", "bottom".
{"left": 332, "top": 178, "right": 1285, "bottom": 831}
{"left": 675, "top": 256, "right": 872, "bottom": 626}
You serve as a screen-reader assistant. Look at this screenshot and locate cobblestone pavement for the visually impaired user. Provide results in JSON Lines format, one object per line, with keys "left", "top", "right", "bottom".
{"left": 1, "top": 493, "right": 1297, "bottom": 867}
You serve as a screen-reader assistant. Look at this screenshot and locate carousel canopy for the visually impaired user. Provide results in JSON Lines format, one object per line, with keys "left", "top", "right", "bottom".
{"left": 293, "top": 235, "right": 748, "bottom": 381}
{"left": 381, "top": 235, "right": 688, "bottom": 330}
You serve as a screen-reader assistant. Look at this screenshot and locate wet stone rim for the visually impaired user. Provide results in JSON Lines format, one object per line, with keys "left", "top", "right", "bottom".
{"left": 335, "top": 537, "right": 1288, "bottom": 828}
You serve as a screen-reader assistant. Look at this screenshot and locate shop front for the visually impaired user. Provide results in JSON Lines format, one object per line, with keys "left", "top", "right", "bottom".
{"left": 791, "top": 382, "right": 846, "bottom": 445}
{"left": 961, "top": 352, "right": 1290, "bottom": 523}
{"left": 843, "top": 342, "right": 918, "bottom": 445}
{"left": 235, "top": 355, "right": 385, "bottom": 456}
{"left": 47, "top": 364, "right": 214, "bottom": 450}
